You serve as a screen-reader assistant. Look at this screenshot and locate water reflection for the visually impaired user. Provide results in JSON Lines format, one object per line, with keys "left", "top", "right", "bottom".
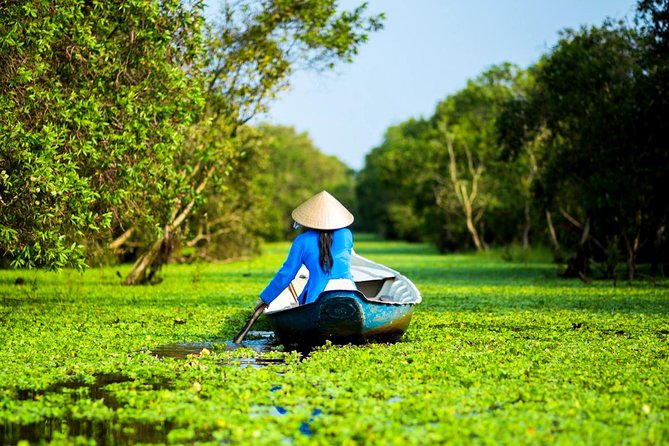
{"left": 3, "top": 373, "right": 174, "bottom": 445}
{"left": 149, "top": 331, "right": 287, "bottom": 368}
{"left": 150, "top": 341, "right": 214, "bottom": 359}
{"left": 2, "top": 332, "right": 293, "bottom": 444}
{"left": 0, "top": 418, "right": 173, "bottom": 445}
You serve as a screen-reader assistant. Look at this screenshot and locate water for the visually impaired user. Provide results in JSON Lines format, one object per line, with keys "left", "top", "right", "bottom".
{"left": 1, "top": 332, "right": 290, "bottom": 444}
{"left": 149, "top": 331, "right": 286, "bottom": 367}
{"left": 150, "top": 341, "right": 215, "bottom": 359}
{"left": 0, "top": 418, "right": 174, "bottom": 445}
{"left": 14, "top": 372, "right": 171, "bottom": 411}
{"left": 2, "top": 373, "right": 174, "bottom": 445}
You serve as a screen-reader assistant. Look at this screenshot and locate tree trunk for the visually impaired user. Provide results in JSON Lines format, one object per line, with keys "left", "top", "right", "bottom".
{"left": 522, "top": 144, "right": 540, "bottom": 250}
{"left": 441, "top": 123, "right": 486, "bottom": 251}
{"left": 109, "top": 227, "right": 135, "bottom": 252}
{"left": 563, "top": 218, "right": 591, "bottom": 279}
{"left": 624, "top": 234, "right": 640, "bottom": 281}
{"left": 122, "top": 232, "right": 172, "bottom": 285}
{"left": 123, "top": 166, "right": 216, "bottom": 285}
{"left": 522, "top": 201, "right": 531, "bottom": 249}
{"left": 523, "top": 139, "right": 561, "bottom": 253}
{"left": 545, "top": 210, "right": 560, "bottom": 251}
{"left": 650, "top": 224, "right": 666, "bottom": 276}
{"left": 478, "top": 221, "right": 489, "bottom": 251}
{"left": 462, "top": 184, "right": 484, "bottom": 251}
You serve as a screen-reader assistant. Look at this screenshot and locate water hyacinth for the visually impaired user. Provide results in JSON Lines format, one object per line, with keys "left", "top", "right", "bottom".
{"left": 0, "top": 238, "right": 668, "bottom": 444}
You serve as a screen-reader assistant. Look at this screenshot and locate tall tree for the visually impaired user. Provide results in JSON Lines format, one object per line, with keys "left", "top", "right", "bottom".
{"left": 256, "top": 124, "right": 356, "bottom": 241}
{"left": 497, "top": 82, "right": 562, "bottom": 253}
{"left": 430, "top": 64, "right": 527, "bottom": 251}
{"left": 102, "top": 0, "right": 383, "bottom": 283}
{"left": 356, "top": 119, "right": 435, "bottom": 243}
{"left": 184, "top": 125, "right": 271, "bottom": 262}
{"left": 499, "top": 22, "right": 668, "bottom": 279}
{"left": 636, "top": 0, "right": 669, "bottom": 273}
{"left": 357, "top": 65, "right": 528, "bottom": 252}
{"left": 0, "top": 0, "right": 206, "bottom": 270}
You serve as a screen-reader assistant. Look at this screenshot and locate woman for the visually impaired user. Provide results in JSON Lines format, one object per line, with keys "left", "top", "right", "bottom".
{"left": 255, "top": 190, "right": 355, "bottom": 311}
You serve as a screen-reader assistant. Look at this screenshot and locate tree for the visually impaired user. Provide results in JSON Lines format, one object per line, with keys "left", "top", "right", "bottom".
{"left": 357, "top": 65, "right": 528, "bottom": 252}
{"left": 180, "top": 124, "right": 357, "bottom": 262}
{"left": 205, "top": 0, "right": 383, "bottom": 124}
{"left": 636, "top": 0, "right": 669, "bottom": 274}
{"left": 497, "top": 81, "right": 562, "bottom": 253}
{"left": 0, "top": 0, "right": 382, "bottom": 281}
{"left": 498, "top": 22, "right": 668, "bottom": 279}
{"left": 184, "top": 125, "right": 271, "bottom": 262}
{"left": 0, "top": 0, "right": 206, "bottom": 270}
{"left": 428, "top": 64, "right": 527, "bottom": 251}
{"left": 255, "top": 124, "right": 356, "bottom": 241}
{"left": 117, "top": 0, "right": 383, "bottom": 283}
{"left": 356, "top": 119, "right": 435, "bottom": 243}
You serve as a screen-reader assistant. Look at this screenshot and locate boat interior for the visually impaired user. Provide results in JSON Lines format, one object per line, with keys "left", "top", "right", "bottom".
{"left": 355, "top": 279, "right": 386, "bottom": 299}
{"left": 355, "top": 276, "right": 418, "bottom": 304}
{"left": 264, "top": 253, "right": 421, "bottom": 313}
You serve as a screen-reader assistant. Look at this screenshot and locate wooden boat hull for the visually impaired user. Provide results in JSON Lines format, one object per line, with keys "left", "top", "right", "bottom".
{"left": 266, "top": 290, "right": 415, "bottom": 346}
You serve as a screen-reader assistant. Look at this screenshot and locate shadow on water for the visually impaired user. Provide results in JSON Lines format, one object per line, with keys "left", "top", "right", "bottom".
{"left": 0, "top": 418, "right": 174, "bottom": 446}
{"left": 1, "top": 373, "right": 175, "bottom": 445}
{"left": 15, "top": 373, "right": 147, "bottom": 411}
{"left": 0, "top": 332, "right": 298, "bottom": 445}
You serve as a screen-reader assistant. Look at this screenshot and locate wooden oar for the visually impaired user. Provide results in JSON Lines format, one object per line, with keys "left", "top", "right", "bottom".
{"left": 234, "top": 284, "right": 300, "bottom": 344}
{"left": 233, "top": 302, "right": 267, "bottom": 344}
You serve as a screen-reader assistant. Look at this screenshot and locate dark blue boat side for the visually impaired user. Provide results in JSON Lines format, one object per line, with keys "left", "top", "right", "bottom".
{"left": 265, "top": 290, "right": 415, "bottom": 346}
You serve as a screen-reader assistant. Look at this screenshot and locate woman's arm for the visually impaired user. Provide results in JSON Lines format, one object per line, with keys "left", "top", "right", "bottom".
{"left": 259, "top": 237, "right": 304, "bottom": 305}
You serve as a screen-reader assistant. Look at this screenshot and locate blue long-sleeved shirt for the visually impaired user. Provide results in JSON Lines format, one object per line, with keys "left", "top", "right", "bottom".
{"left": 260, "top": 228, "right": 354, "bottom": 305}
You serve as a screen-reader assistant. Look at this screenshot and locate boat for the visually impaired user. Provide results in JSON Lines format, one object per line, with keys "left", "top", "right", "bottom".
{"left": 264, "top": 252, "right": 422, "bottom": 346}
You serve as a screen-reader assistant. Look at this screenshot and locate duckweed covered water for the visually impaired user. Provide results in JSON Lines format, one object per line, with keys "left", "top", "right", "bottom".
{"left": 1, "top": 239, "right": 668, "bottom": 444}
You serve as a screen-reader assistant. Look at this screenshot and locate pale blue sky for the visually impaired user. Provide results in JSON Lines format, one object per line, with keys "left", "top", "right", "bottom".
{"left": 208, "top": 1, "right": 638, "bottom": 170}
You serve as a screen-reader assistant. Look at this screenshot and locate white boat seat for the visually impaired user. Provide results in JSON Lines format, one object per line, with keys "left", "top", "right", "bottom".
{"left": 323, "top": 278, "right": 357, "bottom": 292}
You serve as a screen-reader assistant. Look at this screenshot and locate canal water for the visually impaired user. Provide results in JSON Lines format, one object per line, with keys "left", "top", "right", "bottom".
{"left": 0, "top": 331, "right": 296, "bottom": 444}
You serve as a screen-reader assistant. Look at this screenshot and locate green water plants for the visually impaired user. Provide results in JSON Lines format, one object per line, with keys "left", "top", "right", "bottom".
{"left": 1, "top": 239, "right": 667, "bottom": 444}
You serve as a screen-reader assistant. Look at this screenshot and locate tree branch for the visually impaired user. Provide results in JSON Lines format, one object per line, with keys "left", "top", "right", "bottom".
{"left": 109, "top": 227, "right": 135, "bottom": 251}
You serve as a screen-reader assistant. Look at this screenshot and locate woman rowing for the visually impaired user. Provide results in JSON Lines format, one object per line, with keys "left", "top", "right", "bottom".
{"left": 255, "top": 190, "right": 356, "bottom": 312}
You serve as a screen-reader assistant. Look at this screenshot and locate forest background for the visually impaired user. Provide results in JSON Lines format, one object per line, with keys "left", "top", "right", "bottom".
{"left": 1, "top": 0, "right": 667, "bottom": 283}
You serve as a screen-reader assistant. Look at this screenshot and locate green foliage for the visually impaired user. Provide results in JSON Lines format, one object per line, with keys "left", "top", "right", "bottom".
{"left": 0, "top": 0, "right": 382, "bottom": 277}
{"left": 431, "top": 64, "right": 528, "bottom": 249}
{"left": 205, "top": 0, "right": 383, "bottom": 123}
{"left": 357, "top": 65, "right": 528, "bottom": 251}
{"left": 176, "top": 124, "right": 356, "bottom": 261}
{"left": 356, "top": 118, "right": 435, "bottom": 240}
{"left": 185, "top": 125, "right": 271, "bottom": 261}
{"left": 255, "top": 125, "right": 357, "bottom": 241}
{"left": 1, "top": 240, "right": 667, "bottom": 444}
{"left": 113, "top": 0, "right": 381, "bottom": 281}
{"left": 360, "top": 4, "right": 668, "bottom": 278}
{"left": 498, "top": 20, "right": 669, "bottom": 278}
{"left": 0, "top": 0, "right": 206, "bottom": 270}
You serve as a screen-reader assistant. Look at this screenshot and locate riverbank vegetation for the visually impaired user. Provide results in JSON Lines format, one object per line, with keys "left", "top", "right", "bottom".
{"left": 1, "top": 239, "right": 667, "bottom": 444}
{"left": 358, "top": 2, "right": 668, "bottom": 281}
{"left": 1, "top": 0, "right": 666, "bottom": 283}
{"left": 0, "top": 0, "right": 377, "bottom": 283}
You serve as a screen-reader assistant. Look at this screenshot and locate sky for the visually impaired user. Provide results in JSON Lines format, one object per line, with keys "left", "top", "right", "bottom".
{"left": 208, "top": 0, "right": 639, "bottom": 170}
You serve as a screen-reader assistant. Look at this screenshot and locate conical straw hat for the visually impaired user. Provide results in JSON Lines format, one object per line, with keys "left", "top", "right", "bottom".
{"left": 291, "top": 191, "right": 354, "bottom": 230}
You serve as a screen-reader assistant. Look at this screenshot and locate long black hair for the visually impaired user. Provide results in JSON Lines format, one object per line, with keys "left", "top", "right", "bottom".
{"left": 318, "top": 230, "right": 334, "bottom": 273}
